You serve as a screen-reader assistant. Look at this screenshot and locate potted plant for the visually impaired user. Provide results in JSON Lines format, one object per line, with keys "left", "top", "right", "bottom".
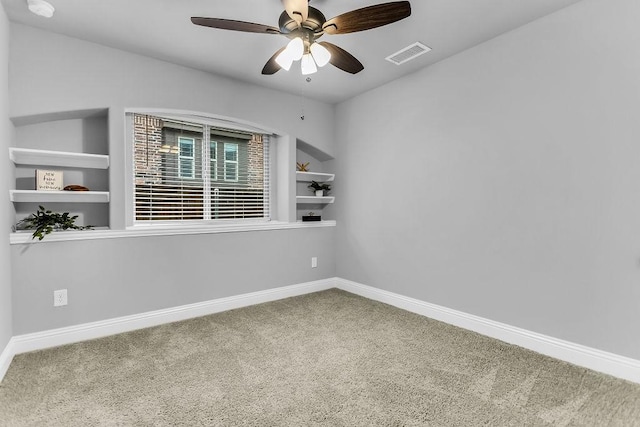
{"left": 307, "top": 180, "right": 331, "bottom": 197}
{"left": 15, "top": 205, "right": 93, "bottom": 240}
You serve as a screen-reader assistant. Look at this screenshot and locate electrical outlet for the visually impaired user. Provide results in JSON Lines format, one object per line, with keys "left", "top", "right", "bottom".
{"left": 54, "top": 289, "right": 67, "bottom": 307}
{"left": 311, "top": 257, "right": 318, "bottom": 268}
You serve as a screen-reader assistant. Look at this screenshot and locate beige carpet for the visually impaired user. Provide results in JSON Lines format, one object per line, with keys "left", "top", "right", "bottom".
{"left": 1, "top": 289, "right": 639, "bottom": 426}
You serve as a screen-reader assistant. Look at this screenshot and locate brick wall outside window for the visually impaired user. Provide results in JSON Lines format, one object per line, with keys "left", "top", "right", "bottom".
{"left": 248, "top": 134, "right": 264, "bottom": 190}
{"left": 134, "top": 115, "right": 163, "bottom": 186}
{"left": 134, "top": 114, "right": 265, "bottom": 190}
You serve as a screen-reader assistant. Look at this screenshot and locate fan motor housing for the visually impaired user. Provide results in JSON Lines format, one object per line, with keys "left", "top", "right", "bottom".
{"left": 279, "top": 6, "right": 326, "bottom": 36}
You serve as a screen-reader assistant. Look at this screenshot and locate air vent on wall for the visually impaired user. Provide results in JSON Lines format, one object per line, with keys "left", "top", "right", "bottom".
{"left": 385, "top": 42, "right": 431, "bottom": 65}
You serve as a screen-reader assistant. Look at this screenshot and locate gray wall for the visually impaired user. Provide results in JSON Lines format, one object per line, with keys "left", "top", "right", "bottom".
{"left": 9, "top": 23, "right": 336, "bottom": 231}
{"left": 335, "top": 0, "right": 640, "bottom": 360}
{"left": 0, "top": 3, "right": 12, "bottom": 353}
{"left": 8, "top": 24, "right": 335, "bottom": 157}
{"left": 9, "top": 24, "right": 336, "bottom": 334}
{"left": 12, "top": 228, "right": 335, "bottom": 334}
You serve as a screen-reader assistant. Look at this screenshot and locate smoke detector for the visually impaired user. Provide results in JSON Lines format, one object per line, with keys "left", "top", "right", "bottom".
{"left": 27, "top": 0, "right": 55, "bottom": 18}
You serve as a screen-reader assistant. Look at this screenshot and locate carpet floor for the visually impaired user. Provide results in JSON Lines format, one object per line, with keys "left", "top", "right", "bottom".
{"left": 1, "top": 289, "right": 639, "bottom": 426}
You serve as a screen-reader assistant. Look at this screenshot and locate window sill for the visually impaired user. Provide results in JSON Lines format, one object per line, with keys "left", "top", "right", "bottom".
{"left": 9, "top": 220, "right": 336, "bottom": 244}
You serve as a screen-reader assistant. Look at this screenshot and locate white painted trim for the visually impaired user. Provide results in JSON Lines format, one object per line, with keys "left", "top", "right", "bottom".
{"left": 333, "top": 278, "right": 640, "bottom": 384}
{"left": 0, "top": 337, "right": 16, "bottom": 383}
{"left": 124, "top": 108, "right": 281, "bottom": 136}
{"left": 9, "top": 220, "right": 337, "bottom": 244}
{"left": 3, "top": 277, "right": 639, "bottom": 385}
{"left": 1, "top": 279, "right": 334, "bottom": 382}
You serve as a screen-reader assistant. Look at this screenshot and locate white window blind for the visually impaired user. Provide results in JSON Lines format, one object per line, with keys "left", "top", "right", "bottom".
{"left": 133, "top": 114, "right": 270, "bottom": 222}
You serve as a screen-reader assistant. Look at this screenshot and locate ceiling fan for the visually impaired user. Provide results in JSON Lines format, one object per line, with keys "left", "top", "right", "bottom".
{"left": 191, "top": 0, "right": 411, "bottom": 76}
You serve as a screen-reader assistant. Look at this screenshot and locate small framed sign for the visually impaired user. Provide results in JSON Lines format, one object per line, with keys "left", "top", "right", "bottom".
{"left": 35, "top": 169, "right": 63, "bottom": 191}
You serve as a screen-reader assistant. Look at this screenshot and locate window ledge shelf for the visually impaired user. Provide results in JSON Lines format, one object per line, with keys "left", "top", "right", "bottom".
{"left": 9, "top": 220, "right": 336, "bottom": 244}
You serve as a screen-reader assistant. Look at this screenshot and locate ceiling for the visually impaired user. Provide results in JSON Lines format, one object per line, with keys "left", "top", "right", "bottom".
{"left": 2, "top": 0, "right": 584, "bottom": 104}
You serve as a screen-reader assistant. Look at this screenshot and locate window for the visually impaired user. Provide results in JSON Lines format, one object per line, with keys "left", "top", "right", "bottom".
{"left": 132, "top": 114, "right": 270, "bottom": 223}
{"left": 179, "top": 137, "right": 195, "bottom": 179}
{"left": 224, "top": 143, "right": 238, "bottom": 182}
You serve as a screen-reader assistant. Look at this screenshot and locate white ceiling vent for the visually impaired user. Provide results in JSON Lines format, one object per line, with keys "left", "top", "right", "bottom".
{"left": 385, "top": 42, "right": 431, "bottom": 65}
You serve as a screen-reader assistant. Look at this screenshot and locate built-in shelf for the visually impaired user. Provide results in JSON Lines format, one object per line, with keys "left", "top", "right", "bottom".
{"left": 296, "top": 220, "right": 337, "bottom": 226}
{"left": 10, "top": 190, "right": 110, "bottom": 203}
{"left": 296, "top": 171, "right": 335, "bottom": 218}
{"left": 296, "top": 196, "right": 335, "bottom": 204}
{"left": 10, "top": 147, "right": 109, "bottom": 169}
{"left": 9, "top": 110, "right": 110, "bottom": 229}
{"left": 296, "top": 171, "right": 335, "bottom": 182}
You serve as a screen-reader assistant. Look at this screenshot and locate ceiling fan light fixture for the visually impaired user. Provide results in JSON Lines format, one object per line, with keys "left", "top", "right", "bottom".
{"left": 275, "top": 49, "right": 295, "bottom": 71}
{"left": 310, "top": 43, "right": 331, "bottom": 67}
{"left": 192, "top": 1, "right": 412, "bottom": 76}
{"left": 300, "top": 53, "right": 317, "bottom": 75}
{"left": 286, "top": 37, "right": 304, "bottom": 61}
{"left": 27, "top": 0, "right": 55, "bottom": 18}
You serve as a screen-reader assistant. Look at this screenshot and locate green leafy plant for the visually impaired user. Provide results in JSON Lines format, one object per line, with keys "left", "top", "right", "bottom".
{"left": 307, "top": 181, "right": 331, "bottom": 194}
{"left": 15, "top": 205, "right": 93, "bottom": 240}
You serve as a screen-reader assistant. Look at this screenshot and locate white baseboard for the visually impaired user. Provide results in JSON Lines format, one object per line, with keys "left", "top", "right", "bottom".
{"left": 0, "top": 337, "right": 16, "bottom": 383}
{"left": 0, "top": 278, "right": 334, "bottom": 382}
{"left": 2, "top": 277, "right": 639, "bottom": 385}
{"left": 333, "top": 277, "right": 640, "bottom": 384}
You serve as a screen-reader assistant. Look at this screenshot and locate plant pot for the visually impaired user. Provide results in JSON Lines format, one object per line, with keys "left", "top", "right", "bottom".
{"left": 315, "top": 190, "right": 324, "bottom": 197}
{"left": 302, "top": 215, "right": 321, "bottom": 222}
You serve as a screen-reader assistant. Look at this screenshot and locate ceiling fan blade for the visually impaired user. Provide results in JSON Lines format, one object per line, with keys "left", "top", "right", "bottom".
{"left": 191, "top": 17, "right": 281, "bottom": 35}
{"left": 262, "top": 47, "right": 286, "bottom": 75}
{"left": 322, "top": 1, "right": 411, "bottom": 35}
{"left": 282, "top": 0, "right": 308, "bottom": 25}
{"left": 318, "top": 42, "right": 364, "bottom": 74}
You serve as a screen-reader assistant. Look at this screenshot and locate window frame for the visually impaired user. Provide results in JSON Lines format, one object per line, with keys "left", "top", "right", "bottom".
{"left": 178, "top": 136, "right": 196, "bottom": 179}
{"left": 223, "top": 142, "right": 239, "bottom": 182}
{"left": 129, "top": 111, "right": 273, "bottom": 227}
{"left": 124, "top": 109, "right": 300, "bottom": 232}
{"left": 209, "top": 140, "right": 217, "bottom": 182}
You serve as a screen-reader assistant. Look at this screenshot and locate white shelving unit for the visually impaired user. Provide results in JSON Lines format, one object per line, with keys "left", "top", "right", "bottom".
{"left": 10, "top": 147, "right": 109, "bottom": 169}
{"left": 295, "top": 170, "right": 335, "bottom": 212}
{"left": 295, "top": 171, "right": 335, "bottom": 182}
{"left": 9, "top": 147, "right": 110, "bottom": 204}
{"left": 10, "top": 190, "right": 110, "bottom": 203}
{"left": 295, "top": 196, "right": 335, "bottom": 204}
{"left": 9, "top": 109, "right": 111, "bottom": 234}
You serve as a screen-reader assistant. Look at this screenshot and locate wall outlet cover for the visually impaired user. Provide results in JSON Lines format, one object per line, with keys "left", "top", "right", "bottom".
{"left": 54, "top": 289, "right": 68, "bottom": 307}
